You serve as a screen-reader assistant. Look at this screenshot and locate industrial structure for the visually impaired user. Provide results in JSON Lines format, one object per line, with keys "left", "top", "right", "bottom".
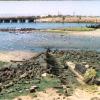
{"left": 0, "top": 16, "right": 37, "bottom": 23}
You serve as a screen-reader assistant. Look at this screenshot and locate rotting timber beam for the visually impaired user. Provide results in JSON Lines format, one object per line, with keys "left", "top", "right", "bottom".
{"left": 10, "top": 52, "right": 46, "bottom": 63}
{"left": 66, "top": 61, "right": 85, "bottom": 85}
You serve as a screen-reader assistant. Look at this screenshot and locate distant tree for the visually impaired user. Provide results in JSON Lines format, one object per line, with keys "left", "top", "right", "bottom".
{"left": 47, "top": 14, "right": 52, "bottom": 17}
{"left": 76, "top": 15, "right": 82, "bottom": 19}
{"left": 62, "top": 16, "right": 65, "bottom": 23}
{"left": 37, "top": 16, "right": 41, "bottom": 18}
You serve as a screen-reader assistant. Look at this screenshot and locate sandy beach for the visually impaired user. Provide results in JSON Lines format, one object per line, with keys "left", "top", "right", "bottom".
{"left": 13, "top": 88, "right": 100, "bottom": 100}
{"left": 0, "top": 51, "right": 38, "bottom": 62}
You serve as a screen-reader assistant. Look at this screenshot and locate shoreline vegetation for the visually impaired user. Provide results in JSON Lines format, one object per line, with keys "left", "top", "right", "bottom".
{"left": 41, "top": 27, "right": 95, "bottom": 33}
{"left": 1, "top": 27, "right": 100, "bottom": 37}
{"left": 1, "top": 27, "right": 100, "bottom": 38}
{"left": 0, "top": 27, "right": 96, "bottom": 33}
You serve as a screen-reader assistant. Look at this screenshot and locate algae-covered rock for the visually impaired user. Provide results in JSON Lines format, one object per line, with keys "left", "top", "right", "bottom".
{"left": 84, "top": 68, "right": 96, "bottom": 80}
{"left": 84, "top": 68, "right": 97, "bottom": 84}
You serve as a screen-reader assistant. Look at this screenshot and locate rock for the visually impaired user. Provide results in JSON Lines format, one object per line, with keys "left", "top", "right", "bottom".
{"left": 20, "top": 73, "right": 27, "bottom": 79}
{"left": 19, "top": 91, "right": 22, "bottom": 93}
{"left": 82, "top": 62, "right": 87, "bottom": 65}
{"left": 53, "top": 86, "right": 63, "bottom": 89}
{"left": 41, "top": 73, "right": 47, "bottom": 77}
{"left": 4, "top": 81, "right": 14, "bottom": 88}
{"left": 64, "top": 64, "right": 68, "bottom": 69}
{"left": 85, "top": 64, "right": 89, "bottom": 69}
{"left": 84, "top": 68, "right": 96, "bottom": 85}
{"left": 75, "top": 64, "right": 87, "bottom": 74}
{"left": 94, "top": 78, "right": 100, "bottom": 85}
{"left": 30, "top": 85, "right": 38, "bottom": 93}
{"left": 0, "top": 83, "right": 2, "bottom": 92}
{"left": 63, "top": 96, "right": 66, "bottom": 99}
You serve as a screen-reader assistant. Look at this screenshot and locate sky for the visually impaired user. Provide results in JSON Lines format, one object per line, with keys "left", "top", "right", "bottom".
{"left": 0, "top": 1, "right": 100, "bottom": 16}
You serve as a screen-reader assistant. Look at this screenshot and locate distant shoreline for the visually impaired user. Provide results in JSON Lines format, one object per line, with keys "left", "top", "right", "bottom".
{"left": 0, "top": 16, "right": 100, "bottom": 23}
{"left": 37, "top": 16, "right": 100, "bottom": 23}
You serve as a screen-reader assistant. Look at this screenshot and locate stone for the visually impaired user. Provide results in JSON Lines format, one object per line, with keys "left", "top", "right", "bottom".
{"left": 94, "top": 78, "right": 100, "bottom": 85}
{"left": 85, "top": 64, "right": 89, "bottom": 69}
{"left": 4, "top": 81, "right": 14, "bottom": 88}
{"left": 63, "top": 96, "right": 66, "bottom": 99}
{"left": 75, "top": 64, "right": 86, "bottom": 74}
{"left": 20, "top": 73, "right": 27, "bottom": 79}
{"left": 41, "top": 73, "right": 47, "bottom": 77}
{"left": 30, "top": 85, "right": 38, "bottom": 93}
{"left": 0, "top": 83, "right": 2, "bottom": 92}
{"left": 17, "top": 98, "right": 22, "bottom": 100}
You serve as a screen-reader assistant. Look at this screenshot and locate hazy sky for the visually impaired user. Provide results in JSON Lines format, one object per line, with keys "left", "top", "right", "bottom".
{"left": 0, "top": 1, "right": 100, "bottom": 16}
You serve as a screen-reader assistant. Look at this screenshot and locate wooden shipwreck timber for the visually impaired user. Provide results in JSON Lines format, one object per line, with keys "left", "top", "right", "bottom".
{"left": 0, "top": 50, "right": 99, "bottom": 99}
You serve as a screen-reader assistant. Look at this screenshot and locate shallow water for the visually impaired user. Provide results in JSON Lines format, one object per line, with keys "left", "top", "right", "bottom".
{"left": 0, "top": 31, "right": 100, "bottom": 52}
{"left": 0, "top": 22, "right": 94, "bottom": 29}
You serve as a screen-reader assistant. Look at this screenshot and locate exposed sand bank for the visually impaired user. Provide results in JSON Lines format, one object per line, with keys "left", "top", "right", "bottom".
{"left": 0, "top": 51, "right": 38, "bottom": 62}
{"left": 68, "top": 29, "right": 100, "bottom": 37}
{"left": 41, "top": 28, "right": 100, "bottom": 37}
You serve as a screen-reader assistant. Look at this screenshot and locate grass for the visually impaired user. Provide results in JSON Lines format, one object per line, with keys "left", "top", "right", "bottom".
{"left": 63, "top": 27, "right": 95, "bottom": 31}
{"left": 0, "top": 61, "right": 8, "bottom": 68}
{"left": 96, "top": 71, "right": 100, "bottom": 77}
{"left": 42, "top": 27, "right": 95, "bottom": 33}
{"left": 37, "top": 77, "right": 61, "bottom": 91}
{"left": 41, "top": 29, "right": 68, "bottom": 33}
{"left": 0, "top": 76, "right": 61, "bottom": 100}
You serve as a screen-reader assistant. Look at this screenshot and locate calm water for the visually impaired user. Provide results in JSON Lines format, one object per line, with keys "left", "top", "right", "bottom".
{"left": 0, "top": 22, "right": 99, "bottom": 52}
{"left": 0, "top": 22, "right": 94, "bottom": 29}
{"left": 0, "top": 30, "right": 100, "bottom": 52}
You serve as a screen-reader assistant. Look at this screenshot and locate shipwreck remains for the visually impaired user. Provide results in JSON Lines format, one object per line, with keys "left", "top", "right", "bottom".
{"left": 0, "top": 50, "right": 100, "bottom": 95}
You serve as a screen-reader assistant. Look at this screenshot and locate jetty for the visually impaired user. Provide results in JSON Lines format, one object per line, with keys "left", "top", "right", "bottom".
{"left": 0, "top": 16, "right": 37, "bottom": 23}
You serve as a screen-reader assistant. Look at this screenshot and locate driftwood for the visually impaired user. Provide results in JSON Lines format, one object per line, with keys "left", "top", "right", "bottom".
{"left": 10, "top": 52, "right": 45, "bottom": 63}
{"left": 10, "top": 60, "right": 27, "bottom": 63}
{"left": 66, "top": 61, "right": 85, "bottom": 85}
{"left": 30, "top": 52, "right": 46, "bottom": 60}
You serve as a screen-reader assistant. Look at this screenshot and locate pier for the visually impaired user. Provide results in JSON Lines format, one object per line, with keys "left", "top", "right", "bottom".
{"left": 0, "top": 16, "right": 37, "bottom": 23}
